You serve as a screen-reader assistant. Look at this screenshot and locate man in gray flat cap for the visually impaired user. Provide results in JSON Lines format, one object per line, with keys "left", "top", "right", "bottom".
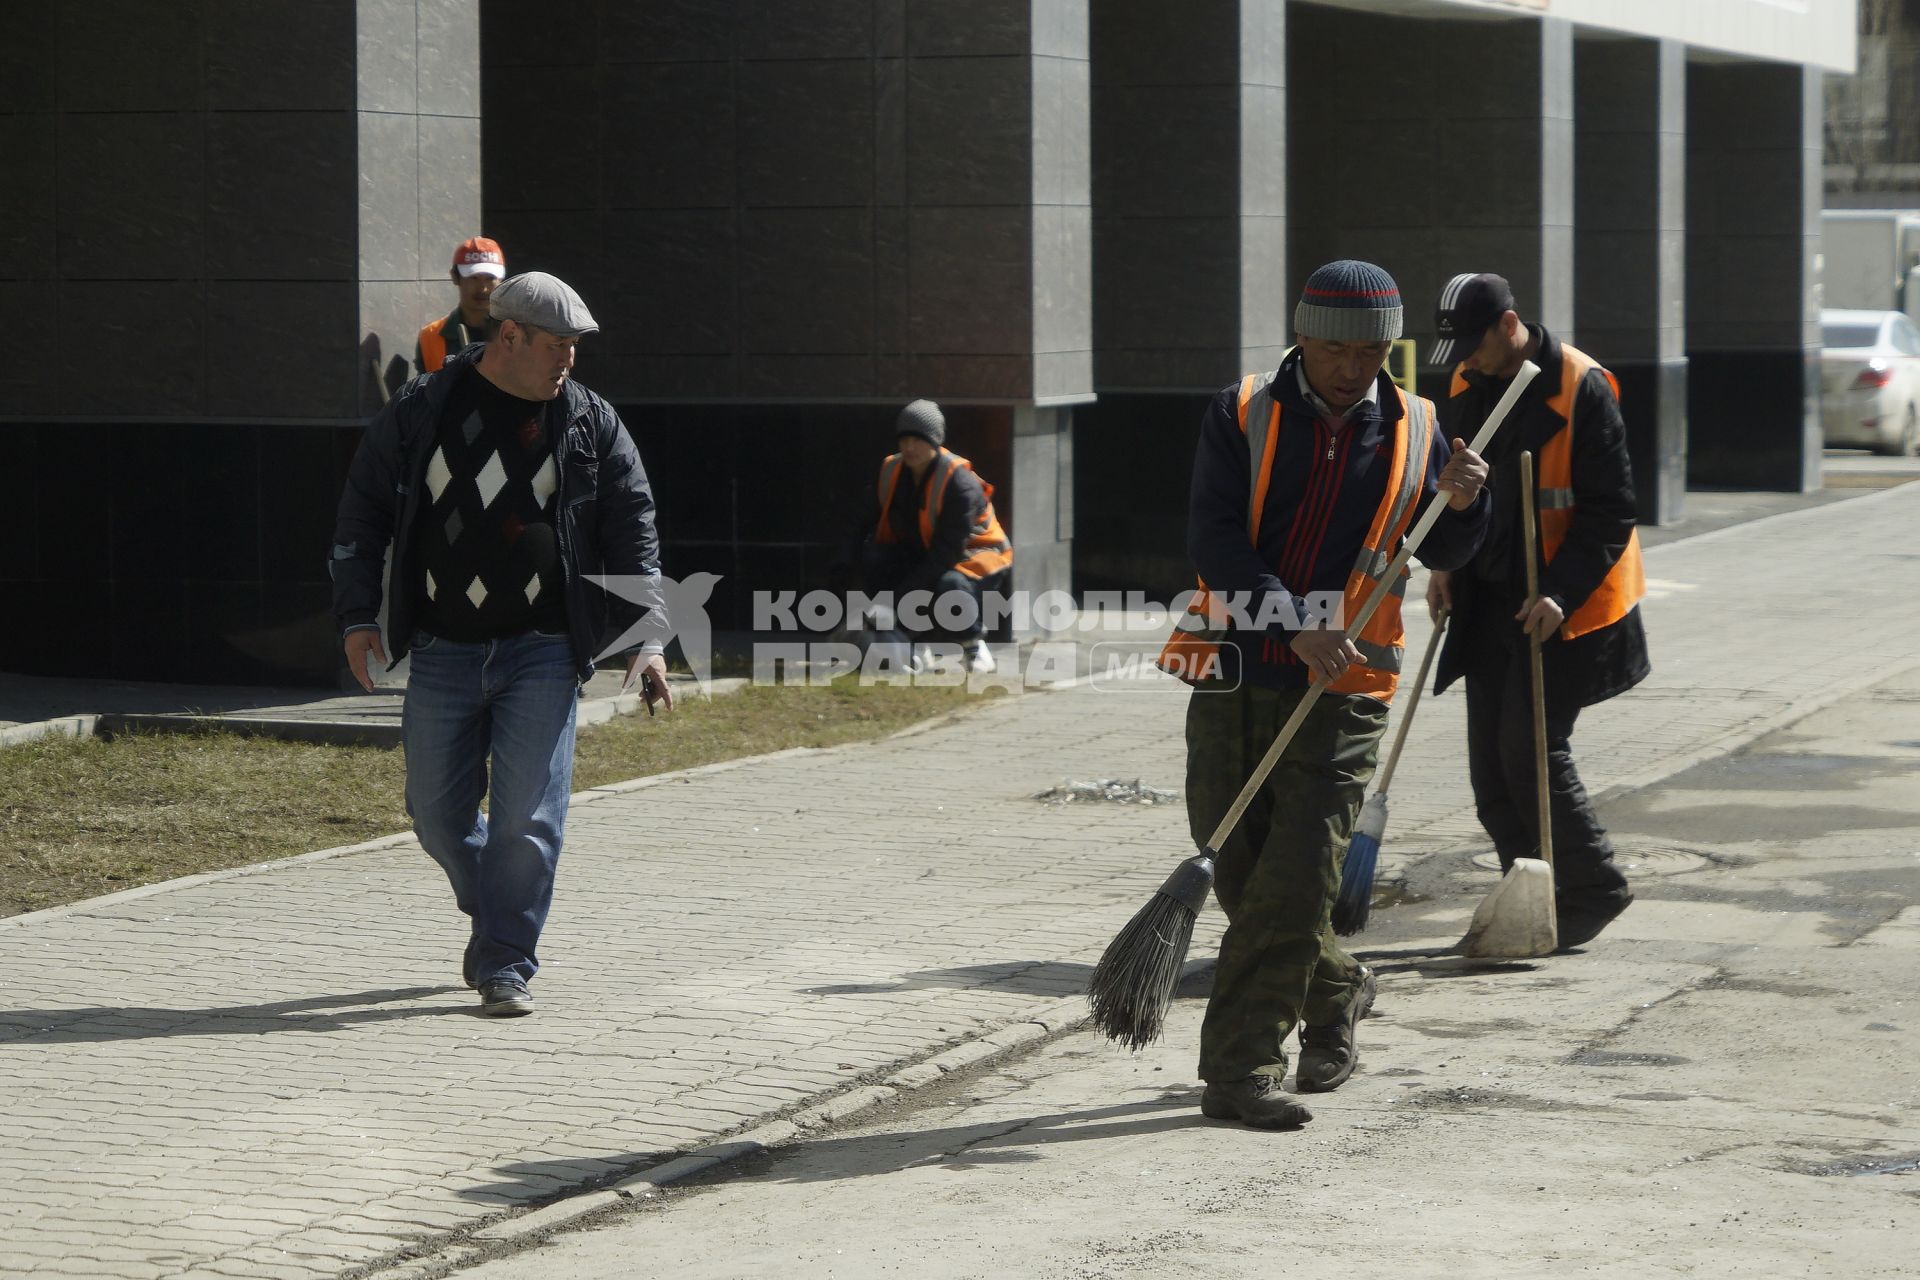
{"left": 331, "top": 270, "right": 671, "bottom": 1017}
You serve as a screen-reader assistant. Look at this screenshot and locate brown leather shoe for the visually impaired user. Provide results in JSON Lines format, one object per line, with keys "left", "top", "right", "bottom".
{"left": 1199, "top": 1074, "right": 1313, "bottom": 1129}
{"left": 1297, "top": 967, "right": 1377, "bottom": 1093}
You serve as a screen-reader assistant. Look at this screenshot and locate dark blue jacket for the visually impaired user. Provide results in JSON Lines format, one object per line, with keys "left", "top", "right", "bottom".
{"left": 329, "top": 343, "right": 662, "bottom": 682}
{"left": 1187, "top": 349, "right": 1489, "bottom": 690}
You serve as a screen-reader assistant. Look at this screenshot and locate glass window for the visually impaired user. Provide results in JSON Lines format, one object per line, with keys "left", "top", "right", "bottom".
{"left": 1823, "top": 321, "right": 1883, "bottom": 349}
{"left": 1892, "top": 317, "right": 1920, "bottom": 356}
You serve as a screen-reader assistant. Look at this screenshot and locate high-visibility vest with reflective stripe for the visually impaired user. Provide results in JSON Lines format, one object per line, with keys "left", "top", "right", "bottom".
{"left": 874, "top": 449, "right": 1014, "bottom": 580}
{"left": 1448, "top": 343, "right": 1645, "bottom": 640}
{"left": 1157, "top": 373, "right": 1435, "bottom": 703}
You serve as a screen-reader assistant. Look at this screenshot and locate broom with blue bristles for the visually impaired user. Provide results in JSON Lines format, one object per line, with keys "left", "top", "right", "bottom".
{"left": 1332, "top": 606, "right": 1449, "bottom": 936}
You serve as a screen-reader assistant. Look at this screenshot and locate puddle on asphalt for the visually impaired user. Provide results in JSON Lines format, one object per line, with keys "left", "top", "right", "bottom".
{"left": 1034, "top": 779, "right": 1180, "bottom": 806}
{"left": 1798, "top": 1153, "right": 1920, "bottom": 1178}
{"left": 1369, "top": 884, "right": 1430, "bottom": 911}
{"left": 1665, "top": 751, "right": 1915, "bottom": 792}
{"left": 1567, "top": 1049, "right": 1692, "bottom": 1068}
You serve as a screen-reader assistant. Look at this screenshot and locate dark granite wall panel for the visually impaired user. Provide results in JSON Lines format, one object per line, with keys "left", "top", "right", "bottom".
{"left": 908, "top": 0, "right": 1031, "bottom": 57}
{"left": 906, "top": 58, "right": 1034, "bottom": 207}
{"left": 484, "top": 1, "right": 1089, "bottom": 405}
{"left": 57, "top": 114, "right": 206, "bottom": 280}
{"left": 60, "top": 282, "right": 207, "bottom": 416}
{"left": 206, "top": 0, "right": 356, "bottom": 111}
{"left": 735, "top": 0, "right": 876, "bottom": 60}
{"left": 602, "top": 64, "right": 737, "bottom": 210}
{"left": 1090, "top": 0, "right": 1286, "bottom": 393}
{"left": 603, "top": 0, "right": 733, "bottom": 62}
{"left": 56, "top": 1, "right": 205, "bottom": 112}
{"left": 598, "top": 211, "right": 735, "bottom": 358}
{"left": 208, "top": 283, "right": 360, "bottom": 420}
{"left": 0, "top": 7, "right": 57, "bottom": 112}
{"left": 208, "top": 113, "right": 359, "bottom": 281}
{"left": 1686, "top": 61, "right": 1822, "bottom": 491}
{"left": 740, "top": 209, "right": 876, "bottom": 356}
{"left": 739, "top": 60, "right": 875, "bottom": 207}
{"left": 909, "top": 207, "right": 1034, "bottom": 361}
{"left": 0, "top": 118, "right": 55, "bottom": 281}
{"left": 1288, "top": 6, "right": 1571, "bottom": 365}
{"left": 1575, "top": 35, "right": 1686, "bottom": 524}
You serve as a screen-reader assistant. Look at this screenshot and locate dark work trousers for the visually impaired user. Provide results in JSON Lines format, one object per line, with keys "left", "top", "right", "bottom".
{"left": 1460, "top": 601, "right": 1632, "bottom": 918}
{"left": 859, "top": 542, "right": 1009, "bottom": 641}
{"left": 1186, "top": 683, "right": 1387, "bottom": 1083}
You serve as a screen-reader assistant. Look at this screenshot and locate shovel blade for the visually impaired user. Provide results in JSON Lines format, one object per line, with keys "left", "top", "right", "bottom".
{"left": 1459, "top": 858, "right": 1558, "bottom": 958}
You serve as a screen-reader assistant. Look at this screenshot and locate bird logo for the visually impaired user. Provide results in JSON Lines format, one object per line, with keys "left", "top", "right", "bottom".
{"left": 585, "top": 571, "right": 722, "bottom": 694}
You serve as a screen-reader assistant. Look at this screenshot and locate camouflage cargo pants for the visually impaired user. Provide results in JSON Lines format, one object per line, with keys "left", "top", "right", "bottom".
{"left": 1187, "top": 682, "right": 1387, "bottom": 1082}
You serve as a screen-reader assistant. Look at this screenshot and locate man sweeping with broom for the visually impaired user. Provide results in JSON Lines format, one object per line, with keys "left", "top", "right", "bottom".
{"left": 1167, "top": 261, "right": 1489, "bottom": 1129}
{"left": 1425, "top": 272, "right": 1649, "bottom": 951}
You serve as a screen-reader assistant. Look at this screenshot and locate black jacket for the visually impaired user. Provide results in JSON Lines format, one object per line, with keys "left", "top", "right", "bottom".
{"left": 330, "top": 343, "right": 663, "bottom": 682}
{"left": 1188, "top": 352, "right": 1489, "bottom": 690}
{"left": 1434, "top": 325, "right": 1650, "bottom": 708}
{"left": 844, "top": 455, "right": 990, "bottom": 595}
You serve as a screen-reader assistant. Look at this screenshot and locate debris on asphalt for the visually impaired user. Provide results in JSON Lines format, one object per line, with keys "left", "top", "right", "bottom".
{"left": 1033, "top": 779, "right": 1180, "bottom": 807}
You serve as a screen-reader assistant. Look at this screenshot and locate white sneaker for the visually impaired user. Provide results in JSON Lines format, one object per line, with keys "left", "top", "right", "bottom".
{"left": 966, "top": 639, "right": 996, "bottom": 674}
{"left": 908, "top": 644, "right": 936, "bottom": 675}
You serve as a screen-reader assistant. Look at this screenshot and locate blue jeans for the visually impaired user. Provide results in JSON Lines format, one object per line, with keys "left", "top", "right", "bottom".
{"left": 402, "top": 630, "right": 579, "bottom": 985}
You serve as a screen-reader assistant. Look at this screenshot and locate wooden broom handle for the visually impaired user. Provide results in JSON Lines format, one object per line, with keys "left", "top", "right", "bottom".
{"left": 1203, "top": 361, "right": 1541, "bottom": 854}
{"left": 1521, "top": 450, "right": 1554, "bottom": 869}
{"left": 1372, "top": 606, "right": 1447, "bottom": 797}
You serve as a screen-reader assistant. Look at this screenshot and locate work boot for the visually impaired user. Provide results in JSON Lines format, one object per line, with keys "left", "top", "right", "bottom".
{"left": 1297, "top": 967, "right": 1377, "bottom": 1093}
{"left": 1199, "top": 1075, "right": 1313, "bottom": 1129}
{"left": 478, "top": 977, "right": 534, "bottom": 1017}
{"left": 1556, "top": 890, "right": 1633, "bottom": 951}
{"left": 966, "top": 639, "right": 996, "bottom": 674}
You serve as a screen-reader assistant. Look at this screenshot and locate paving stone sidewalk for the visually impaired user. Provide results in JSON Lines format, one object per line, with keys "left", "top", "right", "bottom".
{"left": 4, "top": 482, "right": 1920, "bottom": 1279}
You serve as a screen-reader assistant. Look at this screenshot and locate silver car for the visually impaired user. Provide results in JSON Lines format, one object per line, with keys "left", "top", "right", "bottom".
{"left": 1820, "top": 309, "right": 1920, "bottom": 456}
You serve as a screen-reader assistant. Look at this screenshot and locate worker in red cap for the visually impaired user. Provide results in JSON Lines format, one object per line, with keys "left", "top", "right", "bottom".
{"left": 416, "top": 237, "right": 506, "bottom": 374}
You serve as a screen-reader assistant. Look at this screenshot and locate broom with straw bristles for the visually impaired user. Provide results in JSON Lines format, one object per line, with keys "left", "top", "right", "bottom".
{"left": 1089, "top": 361, "right": 1541, "bottom": 1050}
{"left": 1331, "top": 606, "right": 1448, "bottom": 937}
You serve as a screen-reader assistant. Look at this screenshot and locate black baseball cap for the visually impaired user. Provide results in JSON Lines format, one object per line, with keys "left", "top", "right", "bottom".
{"left": 1432, "top": 272, "right": 1515, "bottom": 367}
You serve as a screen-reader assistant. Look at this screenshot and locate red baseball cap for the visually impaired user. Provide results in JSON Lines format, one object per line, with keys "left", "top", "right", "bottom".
{"left": 452, "top": 236, "right": 506, "bottom": 279}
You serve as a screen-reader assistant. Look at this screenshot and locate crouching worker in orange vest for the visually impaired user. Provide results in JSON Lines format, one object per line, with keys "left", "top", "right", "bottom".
{"left": 1426, "top": 272, "right": 1650, "bottom": 952}
{"left": 1161, "top": 260, "right": 1489, "bottom": 1130}
{"left": 841, "top": 400, "right": 1012, "bottom": 674}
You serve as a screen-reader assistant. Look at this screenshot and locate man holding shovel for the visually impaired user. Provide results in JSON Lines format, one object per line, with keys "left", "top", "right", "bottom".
{"left": 1175, "top": 260, "right": 1489, "bottom": 1128}
{"left": 1426, "top": 273, "right": 1649, "bottom": 951}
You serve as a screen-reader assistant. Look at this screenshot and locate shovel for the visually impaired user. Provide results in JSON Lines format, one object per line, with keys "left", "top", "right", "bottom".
{"left": 1460, "top": 449, "right": 1559, "bottom": 958}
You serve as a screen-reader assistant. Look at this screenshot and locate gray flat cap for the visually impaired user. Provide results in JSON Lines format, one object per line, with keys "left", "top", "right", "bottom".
{"left": 489, "top": 271, "right": 600, "bottom": 337}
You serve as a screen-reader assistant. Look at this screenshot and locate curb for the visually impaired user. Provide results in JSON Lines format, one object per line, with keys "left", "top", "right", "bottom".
{"left": 358, "top": 994, "right": 1088, "bottom": 1279}
{"left": 0, "top": 698, "right": 1009, "bottom": 933}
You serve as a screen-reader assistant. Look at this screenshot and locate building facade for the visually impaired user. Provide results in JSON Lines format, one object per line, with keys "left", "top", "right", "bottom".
{"left": 0, "top": 0, "right": 1856, "bottom": 685}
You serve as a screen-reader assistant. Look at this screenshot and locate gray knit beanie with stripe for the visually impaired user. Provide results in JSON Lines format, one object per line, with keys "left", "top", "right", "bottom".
{"left": 1294, "top": 259, "right": 1404, "bottom": 342}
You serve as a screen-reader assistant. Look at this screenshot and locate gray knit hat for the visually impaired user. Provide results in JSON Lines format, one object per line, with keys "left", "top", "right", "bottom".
{"left": 1294, "top": 259, "right": 1404, "bottom": 342}
{"left": 895, "top": 399, "right": 945, "bottom": 446}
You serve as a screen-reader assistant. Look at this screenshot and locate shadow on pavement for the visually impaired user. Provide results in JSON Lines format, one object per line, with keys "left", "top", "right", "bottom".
{"left": 798, "top": 960, "right": 1095, "bottom": 997}
{"left": 0, "top": 985, "right": 469, "bottom": 1043}
{"left": 460, "top": 1094, "right": 1211, "bottom": 1202}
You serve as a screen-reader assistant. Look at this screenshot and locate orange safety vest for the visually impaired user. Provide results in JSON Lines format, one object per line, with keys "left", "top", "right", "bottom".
{"left": 1157, "top": 373, "right": 1436, "bottom": 703}
{"left": 417, "top": 314, "right": 480, "bottom": 374}
{"left": 874, "top": 449, "right": 1014, "bottom": 580}
{"left": 1448, "top": 343, "right": 1645, "bottom": 640}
